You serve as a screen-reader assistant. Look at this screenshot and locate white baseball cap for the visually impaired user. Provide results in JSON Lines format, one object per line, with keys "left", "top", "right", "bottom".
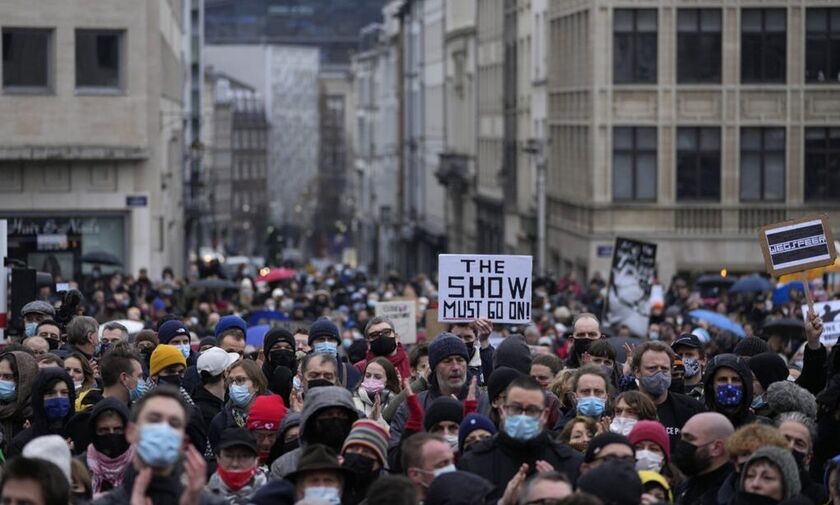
{"left": 197, "top": 347, "right": 240, "bottom": 376}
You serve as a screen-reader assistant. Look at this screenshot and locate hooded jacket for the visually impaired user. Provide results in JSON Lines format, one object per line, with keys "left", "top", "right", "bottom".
{"left": 702, "top": 354, "right": 763, "bottom": 428}
{"left": 8, "top": 367, "right": 76, "bottom": 458}
{"left": 0, "top": 351, "right": 37, "bottom": 454}
{"left": 269, "top": 386, "right": 359, "bottom": 479}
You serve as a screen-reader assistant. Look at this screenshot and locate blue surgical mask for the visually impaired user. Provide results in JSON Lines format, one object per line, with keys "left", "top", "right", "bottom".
{"left": 0, "top": 380, "right": 17, "bottom": 401}
{"left": 313, "top": 341, "right": 338, "bottom": 356}
{"left": 137, "top": 422, "right": 183, "bottom": 467}
{"left": 229, "top": 383, "right": 254, "bottom": 407}
{"left": 130, "top": 378, "right": 148, "bottom": 402}
{"left": 576, "top": 396, "right": 606, "bottom": 418}
{"left": 303, "top": 487, "right": 341, "bottom": 505}
{"left": 44, "top": 397, "right": 70, "bottom": 420}
{"left": 176, "top": 344, "right": 191, "bottom": 359}
{"left": 504, "top": 414, "right": 541, "bottom": 441}
{"left": 24, "top": 323, "right": 38, "bottom": 338}
{"left": 716, "top": 384, "right": 743, "bottom": 407}
{"left": 751, "top": 393, "right": 767, "bottom": 410}
{"left": 342, "top": 338, "right": 353, "bottom": 349}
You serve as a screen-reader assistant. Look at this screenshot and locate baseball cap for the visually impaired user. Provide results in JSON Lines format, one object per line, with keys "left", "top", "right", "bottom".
{"left": 197, "top": 347, "right": 240, "bottom": 376}
{"left": 217, "top": 428, "right": 258, "bottom": 455}
{"left": 671, "top": 334, "right": 701, "bottom": 350}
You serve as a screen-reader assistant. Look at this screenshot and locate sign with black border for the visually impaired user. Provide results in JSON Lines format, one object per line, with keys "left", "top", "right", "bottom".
{"left": 759, "top": 214, "right": 836, "bottom": 277}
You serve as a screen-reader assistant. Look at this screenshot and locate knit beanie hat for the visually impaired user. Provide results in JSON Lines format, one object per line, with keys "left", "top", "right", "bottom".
{"left": 493, "top": 335, "right": 532, "bottom": 375}
{"left": 341, "top": 419, "right": 389, "bottom": 466}
{"left": 584, "top": 432, "right": 635, "bottom": 463}
{"left": 733, "top": 336, "right": 770, "bottom": 357}
{"left": 199, "top": 336, "right": 218, "bottom": 349}
{"left": 428, "top": 333, "right": 469, "bottom": 372}
{"left": 628, "top": 420, "right": 671, "bottom": 463}
{"left": 23, "top": 435, "right": 72, "bottom": 482}
{"left": 748, "top": 352, "right": 789, "bottom": 392}
{"left": 247, "top": 394, "right": 287, "bottom": 431}
{"left": 215, "top": 315, "right": 247, "bottom": 339}
{"left": 308, "top": 317, "right": 340, "bottom": 345}
{"left": 150, "top": 344, "right": 187, "bottom": 376}
{"left": 577, "top": 458, "right": 643, "bottom": 505}
{"left": 157, "top": 320, "right": 190, "bottom": 345}
{"left": 264, "top": 327, "right": 295, "bottom": 352}
{"left": 458, "top": 413, "right": 497, "bottom": 452}
{"left": 487, "top": 366, "right": 524, "bottom": 403}
{"left": 741, "top": 446, "right": 801, "bottom": 499}
{"left": 423, "top": 397, "right": 464, "bottom": 432}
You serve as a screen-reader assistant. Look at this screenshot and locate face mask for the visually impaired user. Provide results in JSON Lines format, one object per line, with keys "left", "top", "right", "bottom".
{"left": 315, "top": 418, "right": 352, "bottom": 450}
{"left": 504, "top": 414, "right": 541, "bottom": 441}
{"left": 342, "top": 452, "right": 377, "bottom": 477}
{"left": 791, "top": 449, "right": 808, "bottom": 470}
{"left": 229, "top": 383, "right": 254, "bottom": 407}
{"left": 313, "top": 341, "right": 338, "bottom": 356}
{"left": 92, "top": 433, "right": 130, "bottom": 459}
{"left": 369, "top": 336, "right": 397, "bottom": 357}
{"left": 217, "top": 466, "right": 257, "bottom": 492}
{"left": 672, "top": 439, "right": 711, "bottom": 477}
{"left": 74, "top": 381, "right": 84, "bottom": 391}
{"left": 44, "top": 397, "right": 70, "bottom": 420}
{"left": 25, "top": 322, "right": 38, "bottom": 338}
{"left": 269, "top": 349, "right": 298, "bottom": 375}
{"left": 342, "top": 338, "right": 353, "bottom": 349}
{"left": 176, "top": 344, "right": 191, "bottom": 359}
{"left": 304, "top": 487, "right": 341, "bottom": 505}
{"left": 137, "top": 422, "right": 183, "bottom": 467}
{"left": 639, "top": 371, "right": 672, "bottom": 397}
{"left": 574, "top": 338, "right": 593, "bottom": 356}
{"left": 649, "top": 331, "right": 660, "bottom": 341}
{"left": 683, "top": 357, "right": 701, "bottom": 378}
{"left": 576, "top": 396, "right": 606, "bottom": 418}
{"left": 130, "top": 378, "right": 148, "bottom": 402}
{"left": 432, "top": 464, "right": 456, "bottom": 478}
{"left": 361, "top": 378, "right": 385, "bottom": 396}
{"left": 47, "top": 338, "right": 60, "bottom": 351}
{"left": 280, "top": 438, "right": 299, "bottom": 456}
{"left": 635, "top": 449, "right": 665, "bottom": 471}
{"left": 751, "top": 393, "right": 767, "bottom": 410}
{"left": 443, "top": 433, "right": 459, "bottom": 452}
{"left": 0, "top": 380, "right": 17, "bottom": 401}
{"left": 715, "top": 384, "right": 743, "bottom": 407}
{"left": 157, "top": 374, "right": 183, "bottom": 389}
{"left": 609, "top": 416, "right": 638, "bottom": 436}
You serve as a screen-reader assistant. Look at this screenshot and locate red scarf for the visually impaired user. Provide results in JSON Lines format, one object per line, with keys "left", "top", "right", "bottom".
{"left": 86, "top": 443, "right": 135, "bottom": 497}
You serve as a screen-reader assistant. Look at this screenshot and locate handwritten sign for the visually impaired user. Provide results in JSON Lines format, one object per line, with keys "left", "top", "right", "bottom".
{"left": 438, "top": 254, "right": 532, "bottom": 324}
{"left": 801, "top": 300, "right": 840, "bottom": 348}
{"left": 376, "top": 300, "right": 417, "bottom": 344}
{"left": 760, "top": 215, "right": 836, "bottom": 277}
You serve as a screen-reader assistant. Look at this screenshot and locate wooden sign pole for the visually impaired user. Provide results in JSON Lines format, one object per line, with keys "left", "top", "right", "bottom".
{"left": 801, "top": 272, "right": 815, "bottom": 318}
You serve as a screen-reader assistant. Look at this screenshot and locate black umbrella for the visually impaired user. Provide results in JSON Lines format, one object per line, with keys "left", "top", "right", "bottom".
{"left": 191, "top": 278, "right": 238, "bottom": 290}
{"left": 81, "top": 251, "right": 123, "bottom": 266}
{"left": 761, "top": 318, "right": 806, "bottom": 340}
{"left": 695, "top": 275, "right": 736, "bottom": 289}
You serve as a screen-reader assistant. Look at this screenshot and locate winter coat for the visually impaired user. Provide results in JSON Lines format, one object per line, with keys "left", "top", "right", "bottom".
{"left": 269, "top": 386, "right": 359, "bottom": 480}
{"left": 8, "top": 367, "right": 76, "bottom": 458}
{"left": 353, "top": 343, "right": 412, "bottom": 381}
{"left": 796, "top": 344, "right": 828, "bottom": 397}
{"left": 813, "top": 345, "right": 840, "bottom": 482}
{"left": 382, "top": 376, "right": 428, "bottom": 424}
{"left": 657, "top": 390, "right": 706, "bottom": 450}
{"left": 703, "top": 354, "right": 764, "bottom": 428}
{"left": 352, "top": 387, "right": 394, "bottom": 429}
{"left": 91, "top": 464, "right": 224, "bottom": 505}
{"left": 675, "top": 463, "right": 734, "bottom": 505}
{"left": 205, "top": 468, "right": 268, "bottom": 505}
{"left": 0, "top": 351, "right": 37, "bottom": 455}
{"left": 457, "top": 431, "right": 583, "bottom": 502}
{"left": 208, "top": 402, "right": 248, "bottom": 454}
{"left": 193, "top": 386, "right": 225, "bottom": 429}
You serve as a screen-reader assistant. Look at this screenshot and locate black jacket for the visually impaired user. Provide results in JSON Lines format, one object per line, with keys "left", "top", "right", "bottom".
{"left": 703, "top": 354, "right": 763, "bottom": 428}
{"left": 8, "top": 368, "right": 76, "bottom": 458}
{"left": 796, "top": 345, "right": 827, "bottom": 397}
{"left": 192, "top": 386, "right": 224, "bottom": 429}
{"left": 656, "top": 391, "right": 705, "bottom": 450}
{"left": 676, "top": 462, "right": 734, "bottom": 505}
{"left": 457, "top": 431, "right": 583, "bottom": 502}
{"left": 91, "top": 463, "right": 223, "bottom": 505}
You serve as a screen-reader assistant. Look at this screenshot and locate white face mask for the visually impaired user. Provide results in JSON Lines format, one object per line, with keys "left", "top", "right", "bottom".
{"left": 443, "top": 434, "right": 459, "bottom": 452}
{"left": 432, "top": 463, "right": 456, "bottom": 478}
{"left": 609, "top": 416, "right": 638, "bottom": 436}
{"left": 635, "top": 449, "right": 664, "bottom": 471}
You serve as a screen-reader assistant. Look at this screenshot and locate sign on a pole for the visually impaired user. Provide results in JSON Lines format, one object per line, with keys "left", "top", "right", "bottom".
{"left": 437, "top": 254, "right": 533, "bottom": 324}
{"left": 801, "top": 300, "right": 840, "bottom": 348}
{"left": 760, "top": 215, "right": 836, "bottom": 277}
{"left": 604, "top": 237, "right": 657, "bottom": 338}
{"left": 376, "top": 300, "right": 417, "bottom": 344}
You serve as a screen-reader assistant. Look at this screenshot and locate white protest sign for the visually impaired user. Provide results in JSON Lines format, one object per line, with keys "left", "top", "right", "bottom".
{"left": 801, "top": 300, "right": 840, "bottom": 348}
{"left": 376, "top": 300, "right": 417, "bottom": 344}
{"left": 438, "top": 254, "right": 533, "bottom": 324}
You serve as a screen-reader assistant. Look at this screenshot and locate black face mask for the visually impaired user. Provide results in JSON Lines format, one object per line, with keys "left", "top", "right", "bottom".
{"left": 269, "top": 349, "right": 298, "bottom": 375}
{"left": 92, "top": 433, "right": 130, "bottom": 459}
{"left": 47, "top": 338, "right": 60, "bottom": 351}
{"left": 672, "top": 439, "right": 711, "bottom": 477}
{"left": 306, "top": 378, "right": 334, "bottom": 390}
{"left": 791, "top": 449, "right": 808, "bottom": 471}
{"left": 465, "top": 341, "right": 476, "bottom": 358}
{"left": 280, "top": 438, "right": 300, "bottom": 456}
{"left": 574, "top": 338, "right": 592, "bottom": 357}
{"left": 314, "top": 417, "right": 352, "bottom": 450}
{"left": 731, "top": 491, "right": 779, "bottom": 505}
{"left": 157, "top": 375, "right": 183, "bottom": 389}
{"left": 369, "top": 336, "right": 397, "bottom": 357}
{"left": 342, "top": 452, "right": 378, "bottom": 479}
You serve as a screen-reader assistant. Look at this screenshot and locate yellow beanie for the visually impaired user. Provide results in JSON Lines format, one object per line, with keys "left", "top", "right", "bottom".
{"left": 150, "top": 345, "right": 187, "bottom": 376}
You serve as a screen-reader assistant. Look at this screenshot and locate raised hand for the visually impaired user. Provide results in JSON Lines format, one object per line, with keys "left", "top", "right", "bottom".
{"left": 130, "top": 467, "right": 153, "bottom": 505}
{"left": 805, "top": 311, "right": 824, "bottom": 350}
{"left": 179, "top": 445, "right": 207, "bottom": 505}
{"left": 474, "top": 318, "right": 493, "bottom": 342}
{"left": 499, "top": 463, "right": 529, "bottom": 505}
{"left": 467, "top": 376, "right": 478, "bottom": 402}
{"left": 371, "top": 392, "right": 382, "bottom": 421}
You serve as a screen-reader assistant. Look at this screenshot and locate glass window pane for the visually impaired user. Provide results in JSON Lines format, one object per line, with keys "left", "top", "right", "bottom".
{"left": 614, "top": 127, "right": 633, "bottom": 149}
{"left": 700, "top": 155, "right": 721, "bottom": 199}
{"left": 614, "top": 36, "right": 633, "bottom": 83}
{"left": 637, "top": 10, "right": 657, "bottom": 32}
{"left": 613, "top": 154, "right": 633, "bottom": 199}
{"left": 76, "top": 30, "right": 121, "bottom": 88}
{"left": 766, "top": 10, "right": 786, "bottom": 32}
{"left": 678, "top": 10, "right": 697, "bottom": 32}
{"left": 807, "top": 9, "right": 827, "bottom": 33}
{"left": 765, "top": 128, "right": 786, "bottom": 147}
{"left": 701, "top": 128, "right": 721, "bottom": 150}
{"left": 764, "top": 153, "right": 785, "bottom": 200}
{"left": 741, "top": 153, "right": 761, "bottom": 200}
{"left": 678, "top": 129, "right": 696, "bottom": 151}
{"left": 2, "top": 29, "right": 49, "bottom": 88}
{"left": 637, "top": 34, "right": 658, "bottom": 82}
{"left": 830, "top": 128, "right": 840, "bottom": 149}
{"left": 614, "top": 10, "right": 634, "bottom": 32}
{"left": 742, "top": 10, "right": 763, "bottom": 33}
{"left": 701, "top": 9, "right": 722, "bottom": 32}
{"left": 831, "top": 9, "right": 840, "bottom": 30}
{"left": 742, "top": 128, "right": 761, "bottom": 150}
{"left": 636, "top": 154, "right": 657, "bottom": 199}
{"left": 637, "top": 128, "right": 657, "bottom": 150}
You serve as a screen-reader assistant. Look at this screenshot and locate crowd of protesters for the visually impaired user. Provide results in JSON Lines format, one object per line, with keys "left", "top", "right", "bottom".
{"left": 0, "top": 262, "right": 839, "bottom": 505}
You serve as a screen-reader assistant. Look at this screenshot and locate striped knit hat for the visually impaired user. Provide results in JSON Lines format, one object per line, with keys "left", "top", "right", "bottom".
{"left": 341, "top": 419, "right": 389, "bottom": 466}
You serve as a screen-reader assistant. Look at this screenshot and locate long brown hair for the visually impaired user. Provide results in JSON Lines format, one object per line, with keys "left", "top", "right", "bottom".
{"left": 367, "top": 357, "right": 401, "bottom": 394}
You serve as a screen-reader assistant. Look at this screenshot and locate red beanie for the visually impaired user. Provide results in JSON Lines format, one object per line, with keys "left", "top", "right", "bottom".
{"left": 628, "top": 420, "right": 670, "bottom": 463}
{"left": 247, "top": 394, "right": 287, "bottom": 432}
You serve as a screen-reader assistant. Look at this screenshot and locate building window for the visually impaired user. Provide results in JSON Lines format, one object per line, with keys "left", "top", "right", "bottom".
{"left": 805, "top": 127, "right": 840, "bottom": 200}
{"left": 613, "top": 9, "right": 658, "bottom": 84}
{"left": 740, "top": 128, "right": 785, "bottom": 202}
{"left": 677, "top": 9, "right": 721, "bottom": 83}
{"left": 2, "top": 28, "right": 51, "bottom": 91}
{"left": 613, "top": 127, "right": 657, "bottom": 201}
{"left": 677, "top": 127, "right": 721, "bottom": 201}
{"left": 742, "top": 9, "right": 786, "bottom": 83}
{"left": 806, "top": 9, "right": 840, "bottom": 83}
{"left": 75, "top": 30, "right": 123, "bottom": 90}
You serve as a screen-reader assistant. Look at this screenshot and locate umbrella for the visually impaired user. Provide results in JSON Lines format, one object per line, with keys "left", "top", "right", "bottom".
{"left": 772, "top": 281, "right": 805, "bottom": 306}
{"left": 247, "top": 310, "right": 289, "bottom": 326}
{"left": 82, "top": 251, "right": 123, "bottom": 266}
{"left": 191, "top": 278, "right": 238, "bottom": 290}
{"left": 98, "top": 319, "right": 145, "bottom": 337}
{"left": 761, "top": 318, "right": 806, "bottom": 340}
{"left": 688, "top": 309, "right": 746, "bottom": 338}
{"left": 258, "top": 267, "right": 296, "bottom": 283}
{"left": 246, "top": 324, "right": 270, "bottom": 347}
{"left": 729, "top": 275, "right": 772, "bottom": 294}
{"left": 695, "top": 275, "right": 736, "bottom": 289}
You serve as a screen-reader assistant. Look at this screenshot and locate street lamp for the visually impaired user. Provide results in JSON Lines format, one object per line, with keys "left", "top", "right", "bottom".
{"left": 523, "top": 139, "right": 547, "bottom": 277}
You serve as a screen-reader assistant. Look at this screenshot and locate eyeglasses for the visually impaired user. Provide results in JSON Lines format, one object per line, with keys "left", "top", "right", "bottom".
{"left": 367, "top": 329, "right": 393, "bottom": 341}
{"left": 503, "top": 404, "right": 543, "bottom": 417}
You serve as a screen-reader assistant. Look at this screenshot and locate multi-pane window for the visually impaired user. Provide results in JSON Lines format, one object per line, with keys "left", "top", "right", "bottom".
{"left": 805, "top": 128, "right": 840, "bottom": 200}
{"left": 677, "top": 128, "right": 721, "bottom": 201}
{"left": 2, "top": 28, "right": 51, "bottom": 90}
{"left": 613, "top": 127, "right": 657, "bottom": 201}
{"left": 677, "top": 9, "right": 722, "bottom": 83}
{"left": 614, "top": 9, "right": 657, "bottom": 84}
{"left": 806, "top": 9, "right": 840, "bottom": 83}
{"left": 76, "top": 30, "right": 123, "bottom": 90}
{"left": 742, "top": 9, "right": 787, "bottom": 83}
{"left": 740, "top": 128, "right": 785, "bottom": 202}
